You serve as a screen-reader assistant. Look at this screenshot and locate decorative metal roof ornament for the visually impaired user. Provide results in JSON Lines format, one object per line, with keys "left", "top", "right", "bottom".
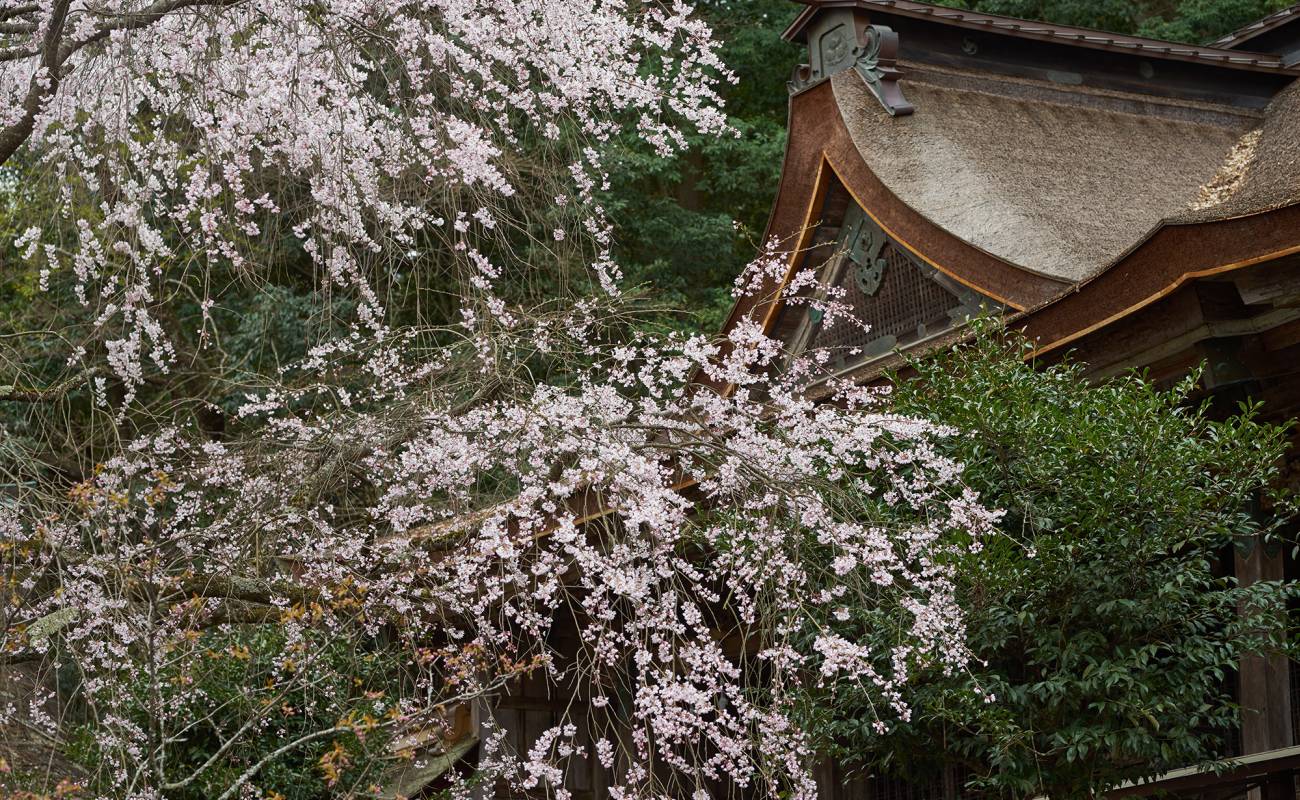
{"left": 855, "top": 25, "right": 914, "bottom": 116}
{"left": 839, "top": 204, "right": 889, "bottom": 295}
{"left": 788, "top": 9, "right": 914, "bottom": 116}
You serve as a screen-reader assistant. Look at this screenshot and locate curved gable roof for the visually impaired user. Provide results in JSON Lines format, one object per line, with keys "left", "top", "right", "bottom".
{"left": 711, "top": 0, "right": 1300, "bottom": 395}
{"left": 831, "top": 66, "right": 1256, "bottom": 282}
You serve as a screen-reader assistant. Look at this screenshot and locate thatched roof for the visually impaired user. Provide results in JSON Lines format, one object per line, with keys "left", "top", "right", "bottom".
{"left": 1177, "top": 80, "right": 1300, "bottom": 223}
{"left": 831, "top": 64, "right": 1275, "bottom": 282}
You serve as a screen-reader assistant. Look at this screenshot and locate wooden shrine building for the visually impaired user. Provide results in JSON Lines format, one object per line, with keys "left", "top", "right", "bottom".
{"left": 719, "top": 1, "right": 1300, "bottom": 799}
{"left": 731, "top": 0, "right": 1300, "bottom": 401}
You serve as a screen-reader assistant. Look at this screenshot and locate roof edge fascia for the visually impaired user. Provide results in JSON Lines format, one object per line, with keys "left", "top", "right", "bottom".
{"left": 783, "top": 0, "right": 1300, "bottom": 76}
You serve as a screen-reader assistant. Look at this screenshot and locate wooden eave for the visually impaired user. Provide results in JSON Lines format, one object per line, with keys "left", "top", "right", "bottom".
{"left": 1018, "top": 202, "right": 1300, "bottom": 360}
{"left": 1107, "top": 744, "right": 1300, "bottom": 798}
{"left": 1211, "top": 4, "right": 1300, "bottom": 51}
{"left": 788, "top": 203, "right": 1300, "bottom": 397}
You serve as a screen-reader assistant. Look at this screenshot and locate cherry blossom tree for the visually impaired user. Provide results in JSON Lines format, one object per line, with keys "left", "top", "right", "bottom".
{"left": 0, "top": 1, "right": 997, "bottom": 797}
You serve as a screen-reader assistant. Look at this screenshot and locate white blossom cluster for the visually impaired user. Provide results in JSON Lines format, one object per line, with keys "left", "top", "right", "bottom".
{"left": 6, "top": 313, "right": 998, "bottom": 797}
{"left": 2, "top": 0, "right": 730, "bottom": 401}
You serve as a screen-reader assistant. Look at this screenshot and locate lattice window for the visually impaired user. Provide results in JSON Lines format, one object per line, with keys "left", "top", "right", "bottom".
{"left": 810, "top": 242, "right": 964, "bottom": 357}
{"left": 784, "top": 201, "right": 1001, "bottom": 376}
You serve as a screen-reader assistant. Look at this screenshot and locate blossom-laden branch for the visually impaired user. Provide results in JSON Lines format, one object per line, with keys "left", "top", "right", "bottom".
{"left": 0, "top": 1, "right": 998, "bottom": 797}
{"left": 4, "top": 317, "right": 999, "bottom": 798}
{"left": 0, "top": 0, "right": 67, "bottom": 165}
{"left": 0, "top": 0, "right": 247, "bottom": 164}
{"left": 2, "top": 0, "right": 733, "bottom": 404}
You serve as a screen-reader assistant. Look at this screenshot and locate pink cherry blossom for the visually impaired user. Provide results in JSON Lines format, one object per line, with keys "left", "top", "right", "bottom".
{"left": 0, "top": 2, "right": 999, "bottom": 797}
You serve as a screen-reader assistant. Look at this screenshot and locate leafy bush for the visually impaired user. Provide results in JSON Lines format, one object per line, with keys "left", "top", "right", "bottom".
{"left": 801, "top": 332, "right": 1297, "bottom": 799}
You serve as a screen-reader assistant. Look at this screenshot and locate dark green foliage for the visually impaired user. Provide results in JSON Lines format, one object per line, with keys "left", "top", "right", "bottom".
{"left": 802, "top": 333, "right": 1297, "bottom": 799}
{"left": 606, "top": 0, "right": 800, "bottom": 331}
{"left": 1135, "top": 0, "right": 1292, "bottom": 45}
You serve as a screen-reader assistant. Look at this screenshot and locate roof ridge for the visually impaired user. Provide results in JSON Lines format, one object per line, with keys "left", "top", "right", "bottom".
{"left": 1209, "top": 4, "right": 1300, "bottom": 50}
{"left": 904, "top": 60, "right": 1266, "bottom": 118}
{"left": 785, "top": 0, "right": 1300, "bottom": 74}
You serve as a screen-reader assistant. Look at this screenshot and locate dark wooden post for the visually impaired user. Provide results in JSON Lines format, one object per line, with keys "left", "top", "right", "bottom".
{"left": 1236, "top": 536, "right": 1293, "bottom": 755}
{"left": 1260, "top": 770, "right": 1295, "bottom": 800}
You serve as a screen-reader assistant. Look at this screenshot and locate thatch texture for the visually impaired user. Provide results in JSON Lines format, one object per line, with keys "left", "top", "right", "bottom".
{"left": 1178, "top": 80, "right": 1300, "bottom": 222}
{"left": 831, "top": 66, "right": 1259, "bottom": 281}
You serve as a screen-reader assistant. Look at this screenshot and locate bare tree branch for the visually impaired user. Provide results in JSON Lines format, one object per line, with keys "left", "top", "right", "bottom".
{"left": 0, "top": 370, "right": 96, "bottom": 403}
{"left": 0, "top": 0, "right": 248, "bottom": 166}
{"left": 212, "top": 724, "right": 358, "bottom": 800}
{"left": 0, "top": 4, "right": 38, "bottom": 21}
{"left": 0, "top": 0, "right": 69, "bottom": 166}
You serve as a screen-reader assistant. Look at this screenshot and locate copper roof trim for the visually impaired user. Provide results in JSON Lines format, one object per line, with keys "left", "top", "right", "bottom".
{"left": 785, "top": 0, "right": 1300, "bottom": 74}
{"left": 1210, "top": 4, "right": 1300, "bottom": 50}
